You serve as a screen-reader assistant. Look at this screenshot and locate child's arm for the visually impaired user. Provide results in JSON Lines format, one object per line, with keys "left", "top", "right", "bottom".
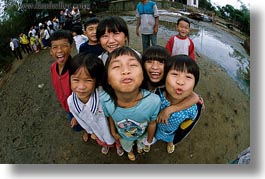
{"left": 146, "top": 120, "right": 157, "bottom": 144}
{"left": 108, "top": 116, "right": 121, "bottom": 140}
{"left": 156, "top": 92, "right": 199, "bottom": 124}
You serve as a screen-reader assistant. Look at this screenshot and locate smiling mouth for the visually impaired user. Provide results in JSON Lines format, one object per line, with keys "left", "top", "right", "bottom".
{"left": 150, "top": 72, "right": 161, "bottom": 79}
{"left": 56, "top": 55, "right": 65, "bottom": 62}
{"left": 108, "top": 44, "right": 119, "bottom": 49}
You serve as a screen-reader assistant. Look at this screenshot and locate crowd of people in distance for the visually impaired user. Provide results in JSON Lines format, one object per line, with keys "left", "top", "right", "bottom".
{"left": 9, "top": 6, "right": 83, "bottom": 60}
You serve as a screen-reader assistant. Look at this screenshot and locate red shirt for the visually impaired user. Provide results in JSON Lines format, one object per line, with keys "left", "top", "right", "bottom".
{"left": 50, "top": 62, "right": 71, "bottom": 112}
{"left": 165, "top": 35, "right": 196, "bottom": 61}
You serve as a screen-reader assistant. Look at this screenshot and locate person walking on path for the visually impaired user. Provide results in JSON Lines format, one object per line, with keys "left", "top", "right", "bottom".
{"left": 136, "top": 0, "right": 159, "bottom": 52}
{"left": 10, "top": 37, "right": 23, "bottom": 60}
{"left": 19, "top": 33, "right": 32, "bottom": 54}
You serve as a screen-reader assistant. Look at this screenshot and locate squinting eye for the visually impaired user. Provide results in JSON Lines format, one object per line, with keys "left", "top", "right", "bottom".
{"left": 86, "top": 79, "right": 93, "bottom": 82}
{"left": 112, "top": 65, "right": 120, "bottom": 69}
{"left": 130, "top": 64, "right": 138, "bottom": 67}
{"left": 72, "top": 79, "right": 79, "bottom": 82}
{"left": 102, "top": 35, "right": 108, "bottom": 39}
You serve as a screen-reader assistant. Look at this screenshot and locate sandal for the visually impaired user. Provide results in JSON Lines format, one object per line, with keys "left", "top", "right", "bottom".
{"left": 82, "top": 132, "right": 89, "bottom": 143}
{"left": 127, "top": 152, "right": 136, "bottom": 161}
{"left": 116, "top": 147, "right": 124, "bottom": 157}
{"left": 101, "top": 146, "right": 110, "bottom": 155}
{"left": 137, "top": 148, "right": 143, "bottom": 154}
{"left": 143, "top": 145, "right": 150, "bottom": 153}
{"left": 167, "top": 143, "right": 175, "bottom": 154}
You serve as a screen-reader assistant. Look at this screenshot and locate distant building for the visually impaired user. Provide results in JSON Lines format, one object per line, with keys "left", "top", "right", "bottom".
{"left": 169, "top": 0, "right": 199, "bottom": 8}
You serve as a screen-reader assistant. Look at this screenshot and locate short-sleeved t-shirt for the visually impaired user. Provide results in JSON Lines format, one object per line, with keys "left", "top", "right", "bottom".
{"left": 100, "top": 89, "right": 161, "bottom": 141}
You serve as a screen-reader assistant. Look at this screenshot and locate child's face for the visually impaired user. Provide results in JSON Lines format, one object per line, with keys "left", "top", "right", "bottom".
{"left": 165, "top": 68, "right": 195, "bottom": 104}
{"left": 70, "top": 66, "right": 96, "bottom": 103}
{"left": 144, "top": 60, "right": 164, "bottom": 83}
{"left": 50, "top": 39, "right": 71, "bottom": 66}
{"left": 84, "top": 23, "right": 98, "bottom": 43}
{"left": 107, "top": 54, "right": 143, "bottom": 93}
{"left": 176, "top": 20, "right": 190, "bottom": 38}
{"left": 99, "top": 29, "right": 127, "bottom": 53}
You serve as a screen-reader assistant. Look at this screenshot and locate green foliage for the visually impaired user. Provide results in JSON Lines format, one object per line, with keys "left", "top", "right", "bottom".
{"left": 199, "top": 0, "right": 216, "bottom": 11}
{"left": 199, "top": 0, "right": 250, "bottom": 35}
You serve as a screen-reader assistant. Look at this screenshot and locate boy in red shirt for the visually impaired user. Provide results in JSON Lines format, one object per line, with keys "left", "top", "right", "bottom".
{"left": 165, "top": 17, "right": 196, "bottom": 61}
{"left": 50, "top": 30, "right": 83, "bottom": 132}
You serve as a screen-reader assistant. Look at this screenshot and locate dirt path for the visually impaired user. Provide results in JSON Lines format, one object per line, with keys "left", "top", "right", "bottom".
{"left": 0, "top": 23, "right": 249, "bottom": 164}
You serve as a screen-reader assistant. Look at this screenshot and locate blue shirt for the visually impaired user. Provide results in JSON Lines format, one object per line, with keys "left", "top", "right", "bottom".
{"left": 100, "top": 89, "right": 161, "bottom": 141}
{"left": 136, "top": 0, "right": 159, "bottom": 34}
{"left": 155, "top": 88, "right": 198, "bottom": 142}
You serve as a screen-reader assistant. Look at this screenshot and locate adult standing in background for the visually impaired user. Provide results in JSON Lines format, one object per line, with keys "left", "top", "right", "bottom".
{"left": 136, "top": 0, "right": 159, "bottom": 52}
{"left": 59, "top": 10, "right": 66, "bottom": 29}
{"left": 10, "top": 38, "right": 22, "bottom": 60}
{"left": 12, "top": 37, "right": 23, "bottom": 59}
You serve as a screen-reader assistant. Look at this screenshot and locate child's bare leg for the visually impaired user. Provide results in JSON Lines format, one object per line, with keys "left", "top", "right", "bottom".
{"left": 82, "top": 131, "right": 89, "bottom": 142}
{"left": 116, "top": 145, "right": 124, "bottom": 156}
{"left": 91, "top": 133, "right": 97, "bottom": 140}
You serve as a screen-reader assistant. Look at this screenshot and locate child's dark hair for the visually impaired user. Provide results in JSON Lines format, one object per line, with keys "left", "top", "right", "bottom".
{"left": 69, "top": 52, "right": 104, "bottom": 88}
{"left": 49, "top": 29, "right": 73, "bottom": 46}
{"left": 102, "top": 46, "right": 144, "bottom": 105}
{"left": 84, "top": 17, "right": 100, "bottom": 29}
{"left": 142, "top": 45, "right": 170, "bottom": 64}
{"left": 142, "top": 45, "right": 170, "bottom": 88}
{"left": 177, "top": 17, "right": 190, "bottom": 27}
{"left": 71, "top": 25, "right": 83, "bottom": 35}
{"left": 165, "top": 55, "right": 199, "bottom": 88}
{"left": 96, "top": 16, "right": 129, "bottom": 44}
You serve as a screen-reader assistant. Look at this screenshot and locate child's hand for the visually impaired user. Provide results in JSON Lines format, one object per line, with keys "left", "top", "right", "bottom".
{"left": 70, "top": 117, "right": 78, "bottom": 128}
{"left": 156, "top": 108, "right": 170, "bottom": 124}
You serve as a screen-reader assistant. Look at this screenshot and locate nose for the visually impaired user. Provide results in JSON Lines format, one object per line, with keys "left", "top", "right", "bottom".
{"left": 122, "top": 70, "right": 130, "bottom": 75}
{"left": 77, "top": 81, "right": 86, "bottom": 90}
{"left": 108, "top": 33, "right": 116, "bottom": 42}
{"left": 121, "top": 65, "right": 131, "bottom": 75}
{"left": 176, "top": 78, "right": 184, "bottom": 85}
{"left": 151, "top": 61, "right": 159, "bottom": 69}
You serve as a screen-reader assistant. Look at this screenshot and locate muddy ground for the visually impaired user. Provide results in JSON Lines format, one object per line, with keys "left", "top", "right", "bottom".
{"left": 0, "top": 20, "right": 249, "bottom": 164}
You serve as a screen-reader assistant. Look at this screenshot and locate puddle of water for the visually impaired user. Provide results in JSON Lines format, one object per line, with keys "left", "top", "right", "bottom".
{"left": 190, "top": 27, "right": 250, "bottom": 96}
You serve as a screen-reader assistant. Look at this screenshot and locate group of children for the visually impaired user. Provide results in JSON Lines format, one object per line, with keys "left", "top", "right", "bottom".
{"left": 49, "top": 15, "right": 203, "bottom": 161}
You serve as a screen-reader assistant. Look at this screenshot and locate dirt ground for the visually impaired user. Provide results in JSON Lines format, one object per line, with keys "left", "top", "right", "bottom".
{"left": 0, "top": 21, "right": 249, "bottom": 164}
